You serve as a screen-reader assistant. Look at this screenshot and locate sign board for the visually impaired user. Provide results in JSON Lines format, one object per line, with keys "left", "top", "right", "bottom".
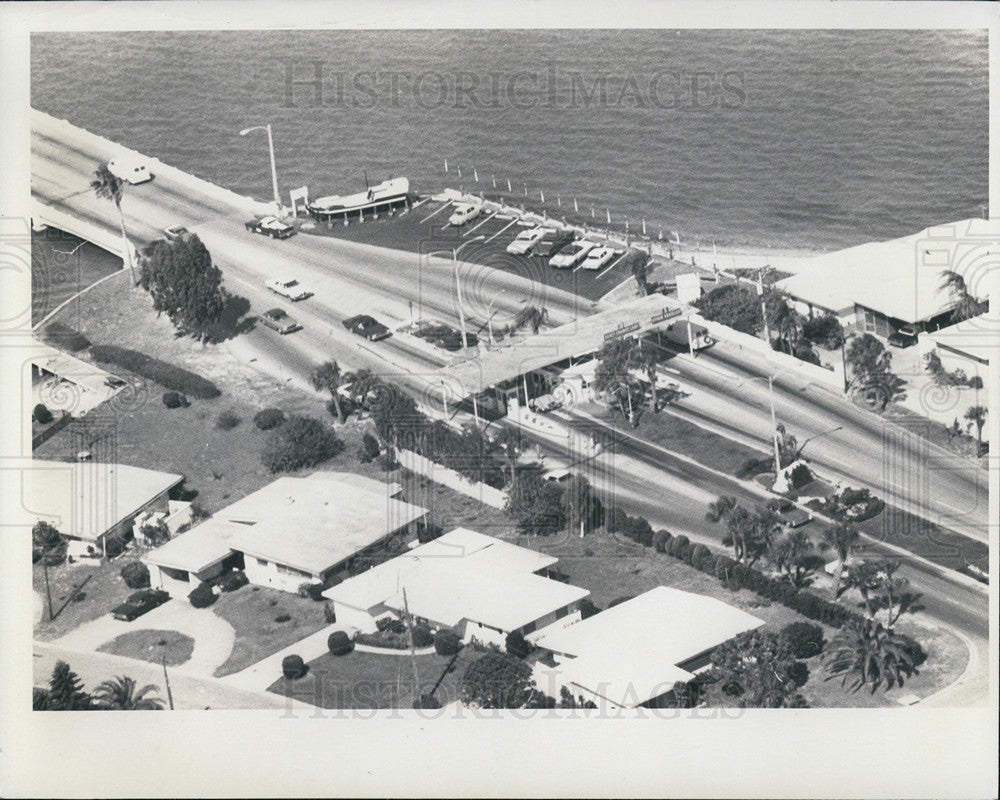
{"left": 289, "top": 186, "right": 309, "bottom": 216}
{"left": 676, "top": 272, "right": 702, "bottom": 305}
{"left": 650, "top": 307, "right": 682, "bottom": 324}
{"left": 603, "top": 321, "right": 641, "bottom": 342}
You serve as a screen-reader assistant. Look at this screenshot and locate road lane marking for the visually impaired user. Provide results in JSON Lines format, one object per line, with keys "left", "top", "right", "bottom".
{"left": 418, "top": 201, "right": 452, "bottom": 225}
{"left": 463, "top": 211, "right": 498, "bottom": 237}
{"left": 596, "top": 252, "right": 627, "bottom": 279}
{"left": 484, "top": 217, "right": 520, "bottom": 243}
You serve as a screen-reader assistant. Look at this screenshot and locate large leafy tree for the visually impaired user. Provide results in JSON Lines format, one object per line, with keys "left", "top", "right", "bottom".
{"left": 841, "top": 559, "right": 922, "bottom": 631}
{"left": 721, "top": 504, "right": 776, "bottom": 566}
{"left": 47, "top": 661, "right": 93, "bottom": 710}
{"left": 91, "top": 163, "right": 136, "bottom": 284}
{"left": 693, "top": 283, "right": 763, "bottom": 335}
{"left": 939, "top": 270, "right": 987, "bottom": 324}
{"left": 560, "top": 474, "right": 602, "bottom": 536}
{"left": 825, "top": 618, "right": 917, "bottom": 694}
{"left": 705, "top": 495, "right": 738, "bottom": 524}
{"left": 821, "top": 523, "right": 861, "bottom": 598}
{"left": 491, "top": 426, "right": 525, "bottom": 488}
{"left": 460, "top": 651, "right": 549, "bottom": 709}
{"left": 32, "top": 520, "right": 66, "bottom": 563}
{"left": 845, "top": 334, "right": 904, "bottom": 410}
{"left": 505, "top": 464, "right": 565, "bottom": 536}
{"left": 702, "top": 630, "right": 808, "bottom": 708}
{"left": 594, "top": 338, "right": 647, "bottom": 424}
{"left": 767, "top": 529, "right": 820, "bottom": 588}
{"left": 963, "top": 405, "right": 987, "bottom": 457}
{"left": 93, "top": 675, "right": 164, "bottom": 710}
{"left": 139, "top": 233, "right": 226, "bottom": 341}
{"left": 311, "top": 360, "right": 346, "bottom": 423}
{"left": 260, "top": 415, "right": 343, "bottom": 473}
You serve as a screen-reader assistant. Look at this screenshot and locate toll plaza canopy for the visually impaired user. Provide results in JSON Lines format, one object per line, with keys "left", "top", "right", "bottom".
{"left": 432, "top": 293, "right": 688, "bottom": 400}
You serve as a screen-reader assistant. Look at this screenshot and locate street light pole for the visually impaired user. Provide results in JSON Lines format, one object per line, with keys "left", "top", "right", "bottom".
{"left": 239, "top": 123, "right": 281, "bottom": 210}
{"left": 485, "top": 289, "right": 508, "bottom": 344}
{"left": 767, "top": 374, "right": 782, "bottom": 477}
{"left": 757, "top": 267, "right": 772, "bottom": 343}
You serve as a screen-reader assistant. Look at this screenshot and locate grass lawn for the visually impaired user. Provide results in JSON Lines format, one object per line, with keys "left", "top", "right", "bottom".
{"left": 267, "top": 647, "right": 472, "bottom": 710}
{"left": 211, "top": 584, "right": 330, "bottom": 677}
{"left": 33, "top": 558, "right": 135, "bottom": 641}
{"left": 578, "top": 401, "right": 762, "bottom": 476}
{"left": 97, "top": 629, "right": 195, "bottom": 666}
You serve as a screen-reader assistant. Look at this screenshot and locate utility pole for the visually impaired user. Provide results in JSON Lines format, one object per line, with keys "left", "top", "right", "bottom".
{"left": 42, "top": 550, "right": 54, "bottom": 621}
{"left": 757, "top": 267, "right": 772, "bottom": 343}
{"left": 402, "top": 588, "right": 422, "bottom": 703}
{"left": 161, "top": 654, "right": 174, "bottom": 710}
{"left": 768, "top": 375, "right": 782, "bottom": 477}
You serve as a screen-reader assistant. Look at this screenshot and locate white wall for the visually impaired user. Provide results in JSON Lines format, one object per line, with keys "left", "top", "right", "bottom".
{"left": 244, "top": 556, "right": 318, "bottom": 594}
{"left": 333, "top": 603, "right": 379, "bottom": 634}
{"left": 397, "top": 449, "right": 507, "bottom": 509}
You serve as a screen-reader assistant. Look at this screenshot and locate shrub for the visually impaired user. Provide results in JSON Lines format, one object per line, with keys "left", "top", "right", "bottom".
{"left": 780, "top": 621, "right": 825, "bottom": 659}
{"left": 895, "top": 633, "right": 928, "bottom": 668}
{"left": 356, "top": 630, "right": 409, "bottom": 649}
{"left": 653, "top": 529, "right": 672, "bottom": 553}
{"left": 840, "top": 487, "right": 870, "bottom": 507}
{"left": 103, "top": 532, "right": 128, "bottom": 558}
{"left": 162, "top": 391, "right": 189, "bottom": 409}
{"left": 505, "top": 630, "right": 533, "bottom": 659}
{"left": 274, "top": 614, "right": 291, "bottom": 623}
{"left": 327, "top": 631, "right": 353, "bottom": 656}
{"left": 604, "top": 505, "right": 629, "bottom": 534}
{"left": 33, "top": 686, "right": 51, "bottom": 710}
{"left": 434, "top": 629, "right": 462, "bottom": 656}
{"left": 218, "top": 570, "right": 248, "bottom": 592}
{"left": 376, "top": 616, "right": 407, "bottom": 634}
{"left": 787, "top": 660, "right": 810, "bottom": 688}
{"left": 967, "top": 375, "right": 984, "bottom": 390}
{"left": 253, "top": 408, "right": 286, "bottom": 430}
{"left": 216, "top": 409, "right": 241, "bottom": 430}
{"left": 669, "top": 534, "right": 691, "bottom": 560}
{"left": 297, "top": 582, "right": 326, "bottom": 602}
{"left": 736, "top": 457, "right": 773, "bottom": 479}
{"left": 801, "top": 314, "right": 844, "bottom": 349}
{"left": 323, "top": 602, "right": 337, "bottom": 624}
{"left": 119, "top": 561, "right": 150, "bottom": 589}
{"left": 359, "top": 432, "right": 381, "bottom": 463}
{"left": 578, "top": 598, "right": 601, "bottom": 620}
{"left": 261, "top": 415, "right": 344, "bottom": 473}
{"left": 412, "top": 624, "right": 434, "bottom": 648}
{"left": 282, "top": 654, "right": 306, "bottom": 679}
{"left": 690, "top": 544, "right": 714, "bottom": 572}
{"left": 42, "top": 321, "right": 91, "bottom": 352}
{"left": 188, "top": 582, "right": 216, "bottom": 608}
{"left": 789, "top": 463, "right": 813, "bottom": 489}
{"left": 33, "top": 404, "right": 54, "bottom": 425}
{"left": 89, "top": 345, "right": 221, "bottom": 398}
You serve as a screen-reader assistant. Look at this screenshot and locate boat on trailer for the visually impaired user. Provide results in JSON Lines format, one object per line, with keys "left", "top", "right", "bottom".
{"left": 307, "top": 176, "right": 410, "bottom": 221}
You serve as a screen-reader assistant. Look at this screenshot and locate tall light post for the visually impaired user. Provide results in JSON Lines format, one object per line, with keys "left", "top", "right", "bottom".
{"left": 755, "top": 265, "right": 773, "bottom": 343}
{"left": 428, "top": 235, "right": 486, "bottom": 350}
{"left": 743, "top": 373, "right": 783, "bottom": 478}
{"left": 485, "top": 289, "right": 508, "bottom": 344}
{"left": 239, "top": 123, "right": 281, "bottom": 210}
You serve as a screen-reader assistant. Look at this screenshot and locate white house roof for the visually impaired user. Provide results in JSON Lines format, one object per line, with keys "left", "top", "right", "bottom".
{"left": 324, "top": 528, "right": 579, "bottom": 631}
{"left": 142, "top": 517, "right": 244, "bottom": 573}
{"left": 775, "top": 218, "right": 996, "bottom": 323}
{"left": 28, "top": 460, "right": 183, "bottom": 542}
{"left": 560, "top": 650, "right": 695, "bottom": 709}
{"left": 537, "top": 586, "right": 764, "bottom": 669}
{"left": 921, "top": 313, "right": 995, "bottom": 364}
{"left": 220, "top": 473, "right": 427, "bottom": 575}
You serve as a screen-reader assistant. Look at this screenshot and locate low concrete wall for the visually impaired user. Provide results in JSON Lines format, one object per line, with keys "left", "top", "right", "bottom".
{"left": 397, "top": 448, "right": 507, "bottom": 509}
{"left": 33, "top": 199, "right": 135, "bottom": 262}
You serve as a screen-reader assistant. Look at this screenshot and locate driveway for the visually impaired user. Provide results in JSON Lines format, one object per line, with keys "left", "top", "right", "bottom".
{"left": 50, "top": 598, "right": 236, "bottom": 678}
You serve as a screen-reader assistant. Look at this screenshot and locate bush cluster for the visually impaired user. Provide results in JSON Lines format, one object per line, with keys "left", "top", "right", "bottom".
{"left": 359, "top": 432, "right": 381, "bottom": 463}
{"left": 327, "top": 631, "right": 353, "bottom": 656}
{"left": 282, "top": 654, "right": 306, "bottom": 678}
{"left": 216, "top": 409, "right": 241, "bottom": 430}
{"left": 253, "top": 408, "right": 286, "bottom": 430}
{"left": 376, "top": 616, "right": 407, "bottom": 634}
{"left": 90, "top": 345, "right": 221, "bottom": 398}
{"left": 801, "top": 315, "right": 844, "bottom": 350}
{"left": 188, "top": 582, "right": 217, "bottom": 608}
{"left": 412, "top": 624, "right": 434, "bottom": 648}
{"left": 217, "top": 570, "right": 248, "bottom": 592}
{"left": 297, "top": 582, "right": 326, "bottom": 602}
{"left": 104, "top": 532, "right": 128, "bottom": 558}
{"left": 162, "top": 391, "right": 190, "bottom": 409}
{"left": 355, "top": 630, "right": 409, "bottom": 650}
{"left": 119, "top": 561, "right": 150, "bottom": 589}
{"left": 780, "top": 621, "right": 825, "bottom": 659}
{"left": 433, "top": 629, "right": 462, "bottom": 656}
{"left": 33, "top": 404, "right": 54, "bottom": 425}
{"left": 261, "top": 415, "right": 343, "bottom": 473}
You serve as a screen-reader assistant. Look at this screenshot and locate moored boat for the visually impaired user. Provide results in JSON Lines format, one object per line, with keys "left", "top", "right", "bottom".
{"left": 307, "top": 176, "right": 410, "bottom": 220}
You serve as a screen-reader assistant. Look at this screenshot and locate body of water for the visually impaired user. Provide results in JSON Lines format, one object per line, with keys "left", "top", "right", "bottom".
{"left": 31, "top": 29, "right": 988, "bottom": 253}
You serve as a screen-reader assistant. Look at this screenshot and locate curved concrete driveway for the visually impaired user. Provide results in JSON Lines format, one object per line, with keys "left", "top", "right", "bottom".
{"left": 50, "top": 599, "right": 235, "bottom": 678}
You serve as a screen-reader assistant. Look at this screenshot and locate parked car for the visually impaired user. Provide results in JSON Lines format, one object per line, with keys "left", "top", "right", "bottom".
{"left": 530, "top": 394, "right": 561, "bottom": 412}
{"left": 534, "top": 229, "right": 576, "bottom": 258}
{"left": 244, "top": 215, "right": 296, "bottom": 239}
{"left": 412, "top": 320, "right": 474, "bottom": 350}
{"left": 107, "top": 155, "right": 153, "bottom": 185}
{"left": 448, "top": 202, "right": 483, "bottom": 226}
{"left": 505, "top": 227, "right": 549, "bottom": 255}
{"left": 766, "top": 498, "right": 813, "bottom": 528}
{"left": 266, "top": 277, "right": 312, "bottom": 301}
{"left": 343, "top": 314, "right": 392, "bottom": 341}
{"left": 111, "top": 589, "right": 170, "bottom": 621}
{"left": 543, "top": 469, "right": 572, "bottom": 483}
{"left": 550, "top": 240, "right": 596, "bottom": 269}
{"left": 887, "top": 323, "right": 919, "bottom": 348}
{"left": 260, "top": 307, "right": 302, "bottom": 334}
{"left": 580, "top": 246, "right": 618, "bottom": 271}
{"left": 162, "top": 224, "right": 190, "bottom": 242}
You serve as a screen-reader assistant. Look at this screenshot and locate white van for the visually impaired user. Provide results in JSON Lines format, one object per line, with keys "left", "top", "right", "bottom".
{"left": 107, "top": 156, "right": 153, "bottom": 184}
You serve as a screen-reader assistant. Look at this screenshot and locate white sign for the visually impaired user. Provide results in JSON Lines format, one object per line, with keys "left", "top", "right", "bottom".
{"left": 676, "top": 272, "right": 702, "bottom": 304}
{"left": 289, "top": 186, "right": 309, "bottom": 216}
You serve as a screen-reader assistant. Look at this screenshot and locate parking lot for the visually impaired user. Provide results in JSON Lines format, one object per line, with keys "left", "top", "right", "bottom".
{"left": 299, "top": 195, "right": 646, "bottom": 303}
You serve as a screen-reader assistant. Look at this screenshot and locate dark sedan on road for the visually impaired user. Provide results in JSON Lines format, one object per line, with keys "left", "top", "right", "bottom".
{"left": 766, "top": 498, "right": 813, "bottom": 528}
{"left": 343, "top": 314, "right": 392, "bottom": 341}
{"left": 111, "top": 589, "right": 170, "bottom": 621}
{"left": 244, "top": 215, "right": 296, "bottom": 239}
{"left": 260, "top": 308, "right": 302, "bottom": 334}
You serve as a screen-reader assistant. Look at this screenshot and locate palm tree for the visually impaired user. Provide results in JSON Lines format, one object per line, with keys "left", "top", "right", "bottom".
{"left": 939, "top": 270, "right": 986, "bottom": 323}
{"left": 90, "top": 164, "right": 136, "bottom": 284}
{"left": 93, "top": 675, "right": 164, "bottom": 710}
{"left": 311, "top": 360, "right": 346, "bottom": 423}
{"left": 824, "top": 618, "right": 916, "bottom": 694}
{"left": 963, "top": 405, "right": 987, "bottom": 457}
{"left": 821, "top": 523, "right": 861, "bottom": 598}
{"left": 705, "top": 495, "right": 738, "bottom": 524}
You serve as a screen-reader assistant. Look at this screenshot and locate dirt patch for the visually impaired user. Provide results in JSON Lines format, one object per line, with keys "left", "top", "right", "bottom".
{"left": 97, "top": 628, "right": 195, "bottom": 666}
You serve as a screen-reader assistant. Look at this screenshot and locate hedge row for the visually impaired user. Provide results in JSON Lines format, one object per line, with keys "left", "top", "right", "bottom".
{"left": 618, "top": 513, "right": 863, "bottom": 629}
{"left": 89, "top": 345, "right": 221, "bottom": 398}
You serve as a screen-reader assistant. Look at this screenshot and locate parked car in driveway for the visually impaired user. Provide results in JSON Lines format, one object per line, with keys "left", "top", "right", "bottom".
{"left": 343, "top": 314, "right": 392, "bottom": 341}
{"left": 550, "top": 240, "right": 596, "bottom": 269}
{"left": 580, "top": 246, "right": 618, "bottom": 271}
{"left": 506, "top": 227, "right": 548, "bottom": 255}
{"left": 766, "top": 498, "right": 813, "bottom": 528}
{"left": 266, "top": 277, "right": 312, "bottom": 301}
{"left": 448, "top": 202, "right": 483, "bottom": 226}
{"left": 245, "top": 215, "right": 296, "bottom": 239}
{"left": 111, "top": 589, "right": 170, "bottom": 621}
{"left": 887, "top": 323, "right": 919, "bottom": 348}
{"left": 260, "top": 307, "right": 302, "bottom": 334}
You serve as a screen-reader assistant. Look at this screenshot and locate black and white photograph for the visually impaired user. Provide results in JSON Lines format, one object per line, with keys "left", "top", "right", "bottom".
{"left": 1, "top": 2, "right": 996, "bottom": 797}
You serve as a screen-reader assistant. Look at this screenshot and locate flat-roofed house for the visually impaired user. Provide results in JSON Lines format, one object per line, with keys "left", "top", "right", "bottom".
{"left": 324, "top": 528, "right": 590, "bottom": 647}
{"left": 533, "top": 586, "right": 765, "bottom": 709}
{"left": 143, "top": 472, "right": 428, "bottom": 595}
